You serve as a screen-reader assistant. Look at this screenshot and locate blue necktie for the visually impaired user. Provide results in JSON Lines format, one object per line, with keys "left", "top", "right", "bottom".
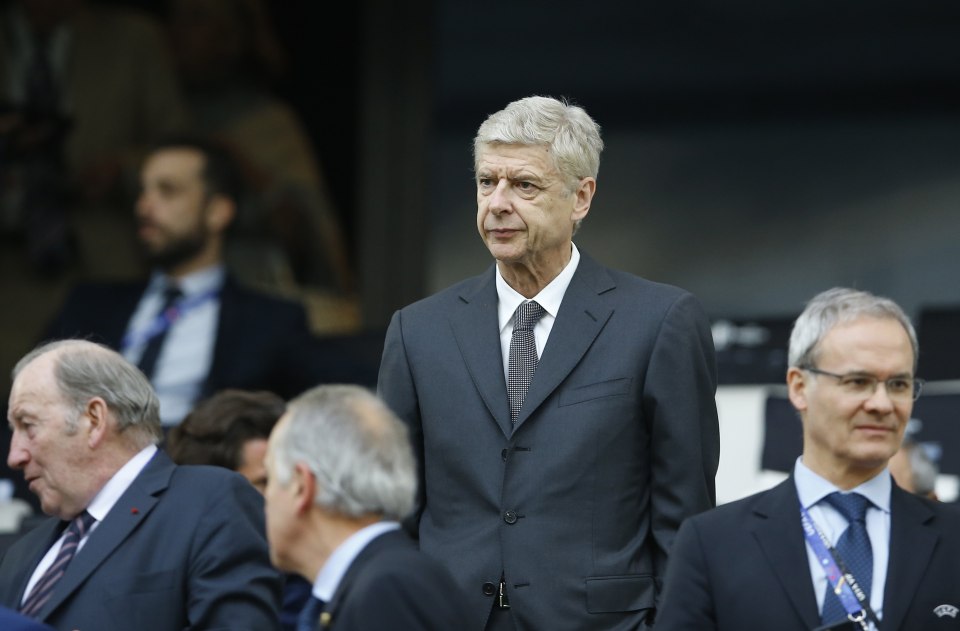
{"left": 137, "top": 284, "right": 183, "bottom": 380}
{"left": 296, "top": 595, "right": 325, "bottom": 631}
{"left": 820, "top": 492, "right": 873, "bottom": 625}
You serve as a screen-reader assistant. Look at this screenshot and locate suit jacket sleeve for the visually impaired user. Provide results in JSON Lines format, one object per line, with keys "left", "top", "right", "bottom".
{"left": 646, "top": 292, "right": 720, "bottom": 580}
{"left": 182, "top": 471, "right": 283, "bottom": 629}
{"left": 376, "top": 309, "right": 424, "bottom": 535}
{"left": 652, "top": 516, "right": 718, "bottom": 631}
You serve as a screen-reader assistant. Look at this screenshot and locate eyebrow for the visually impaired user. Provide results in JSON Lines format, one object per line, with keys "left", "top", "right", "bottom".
{"left": 844, "top": 369, "right": 915, "bottom": 378}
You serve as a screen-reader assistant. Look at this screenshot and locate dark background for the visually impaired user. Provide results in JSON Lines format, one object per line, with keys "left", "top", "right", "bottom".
{"left": 101, "top": 0, "right": 960, "bottom": 335}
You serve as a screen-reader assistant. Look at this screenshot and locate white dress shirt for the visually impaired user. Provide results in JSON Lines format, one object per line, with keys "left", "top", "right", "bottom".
{"left": 122, "top": 266, "right": 224, "bottom": 426}
{"left": 496, "top": 243, "right": 581, "bottom": 381}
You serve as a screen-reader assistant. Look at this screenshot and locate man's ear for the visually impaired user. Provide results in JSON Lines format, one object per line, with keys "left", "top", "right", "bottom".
{"left": 787, "top": 367, "right": 809, "bottom": 412}
{"left": 293, "top": 462, "right": 316, "bottom": 515}
{"left": 571, "top": 177, "right": 595, "bottom": 224}
{"left": 205, "top": 195, "right": 236, "bottom": 234}
{"left": 84, "top": 397, "right": 111, "bottom": 448}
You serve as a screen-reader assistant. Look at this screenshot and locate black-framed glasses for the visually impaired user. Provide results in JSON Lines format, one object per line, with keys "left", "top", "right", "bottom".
{"left": 801, "top": 366, "right": 924, "bottom": 401}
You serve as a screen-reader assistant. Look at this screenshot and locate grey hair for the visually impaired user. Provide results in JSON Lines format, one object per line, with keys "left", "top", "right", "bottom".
{"left": 474, "top": 96, "right": 603, "bottom": 235}
{"left": 788, "top": 287, "right": 918, "bottom": 371}
{"left": 272, "top": 384, "right": 416, "bottom": 521}
{"left": 13, "top": 339, "right": 162, "bottom": 445}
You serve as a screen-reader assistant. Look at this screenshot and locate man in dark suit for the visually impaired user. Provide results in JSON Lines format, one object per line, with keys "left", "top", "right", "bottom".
{"left": 40, "top": 134, "right": 327, "bottom": 428}
{"left": 377, "top": 96, "right": 721, "bottom": 630}
{"left": 263, "top": 384, "right": 469, "bottom": 631}
{"left": 0, "top": 339, "right": 282, "bottom": 629}
{"left": 656, "top": 287, "right": 960, "bottom": 631}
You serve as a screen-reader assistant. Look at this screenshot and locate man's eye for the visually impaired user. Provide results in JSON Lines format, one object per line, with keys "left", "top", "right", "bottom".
{"left": 517, "top": 182, "right": 535, "bottom": 191}
{"left": 842, "top": 376, "right": 873, "bottom": 389}
{"left": 887, "top": 379, "right": 911, "bottom": 393}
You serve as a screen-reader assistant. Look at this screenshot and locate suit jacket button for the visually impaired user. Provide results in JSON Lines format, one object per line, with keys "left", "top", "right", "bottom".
{"left": 503, "top": 510, "right": 518, "bottom": 524}
{"left": 501, "top": 448, "right": 508, "bottom": 461}
{"left": 482, "top": 582, "right": 496, "bottom": 596}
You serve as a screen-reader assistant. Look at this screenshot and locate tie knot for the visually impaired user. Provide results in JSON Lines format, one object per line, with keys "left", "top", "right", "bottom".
{"left": 69, "top": 511, "right": 96, "bottom": 539}
{"left": 514, "top": 301, "right": 546, "bottom": 332}
{"left": 825, "top": 492, "right": 871, "bottom": 524}
{"left": 162, "top": 284, "right": 183, "bottom": 304}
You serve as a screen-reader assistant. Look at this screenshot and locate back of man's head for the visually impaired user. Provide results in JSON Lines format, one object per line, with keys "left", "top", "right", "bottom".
{"left": 167, "top": 388, "right": 284, "bottom": 471}
{"left": 271, "top": 384, "right": 416, "bottom": 521}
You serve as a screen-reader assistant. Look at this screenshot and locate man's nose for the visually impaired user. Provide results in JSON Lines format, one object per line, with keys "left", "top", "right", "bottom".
{"left": 135, "top": 191, "right": 153, "bottom": 218}
{"left": 7, "top": 433, "right": 28, "bottom": 469}
{"left": 488, "top": 181, "right": 513, "bottom": 214}
{"left": 863, "top": 381, "right": 897, "bottom": 413}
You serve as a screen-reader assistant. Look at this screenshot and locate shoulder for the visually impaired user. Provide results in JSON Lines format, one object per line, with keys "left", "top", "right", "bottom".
{"left": 900, "top": 489, "right": 960, "bottom": 524}
{"left": 46, "top": 280, "right": 146, "bottom": 338}
{"left": 169, "top": 463, "right": 258, "bottom": 498}
{"left": 394, "top": 269, "right": 492, "bottom": 318}
{"left": 356, "top": 532, "right": 457, "bottom": 587}
{"left": 60, "top": 279, "right": 146, "bottom": 303}
{"left": 577, "top": 250, "right": 699, "bottom": 309}
{"left": 684, "top": 484, "right": 786, "bottom": 533}
{"left": 222, "top": 278, "right": 309, "bottom": 317}
{"left": 164, "top": 465, "right": 264, "bottom": 522}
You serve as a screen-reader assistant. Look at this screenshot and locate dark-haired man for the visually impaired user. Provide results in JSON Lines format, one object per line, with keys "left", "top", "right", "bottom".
{"left": 41, "top": 136, "right": 327, "bottom": 429}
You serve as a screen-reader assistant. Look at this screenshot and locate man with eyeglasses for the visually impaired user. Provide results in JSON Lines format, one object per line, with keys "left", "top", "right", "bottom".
{"left": 656, "top": 287, "right": 960, "bottom": 631}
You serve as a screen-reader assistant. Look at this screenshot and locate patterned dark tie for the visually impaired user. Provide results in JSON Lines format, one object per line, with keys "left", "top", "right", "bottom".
{"left": 820, "top": 492, "right": 873, "bottom": 625}
{"left": 296, "top": 595, "right": 325, "bottom": 631}
{"left": 20, "top": 511, "right": 96, "bottom": 618}
{"left": 508, "top": 301, "right": 546, "bottom": 425}
{"left": 136, "top": 284, "right": 183, "bottom": 380}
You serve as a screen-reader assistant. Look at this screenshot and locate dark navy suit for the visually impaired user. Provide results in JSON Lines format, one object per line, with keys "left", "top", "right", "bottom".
{"left": 302, "top": 529, "right": 469, "bottom": 630}
{"left": 656, "top": 476, "right": 960, "bottom": 631}
{"left": 0, "top": 450, "right": 282, "bottom": 630}
{"left": 41, "top": 274, "right": 327, "bottom": 401}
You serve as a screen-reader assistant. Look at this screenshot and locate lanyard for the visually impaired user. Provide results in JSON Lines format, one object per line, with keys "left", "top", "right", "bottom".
{"left": 799, "top": 502, "right": 879, "bottom": 631}
{"left": 121, "top": 288, "right": 219, "bottom": 351}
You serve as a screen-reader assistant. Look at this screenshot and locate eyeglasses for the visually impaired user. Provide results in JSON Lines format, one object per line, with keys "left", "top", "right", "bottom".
{"left": 801, "top": 366, "right": 924, "bottom": 401}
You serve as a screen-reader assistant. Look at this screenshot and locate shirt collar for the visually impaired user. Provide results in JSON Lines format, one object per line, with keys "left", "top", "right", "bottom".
{"left": 148, "top": 265, "right": 225, "bottom": 297}
{"left": 85, "top": 445, "right": 159, "bottom": 523}
{"left": 312, "top": 521, "right": 401, "bottom": 602}
{"left": 794, "top": 456, "right": 892, "bottom": 513}
{"left": 496, "top": 242, "right": 580, "bottom": 333}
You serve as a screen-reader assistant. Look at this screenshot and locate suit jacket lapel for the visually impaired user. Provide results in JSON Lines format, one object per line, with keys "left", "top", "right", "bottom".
{"left": 752, "top": 477, "right": 822, "bottom": 630}
{"left": 449, "top": 268, "right": 513, "bottom": 436}
{"left": 202, "top": 275, "right": 235, "bottom": 396}
{"left": 514, "top": 253, "right": 613, "bottom": 430}
{"left": 39, "top": 450, "right": 172, "bottom": 621}
{"left": 9, "top": 520, "right": 63, "bottom": 607}
{"left": 881, "top": 485, "right": 938, "bottom": 631}
{"left": 110, "top": 284, "right": 150, "bottom": 349}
